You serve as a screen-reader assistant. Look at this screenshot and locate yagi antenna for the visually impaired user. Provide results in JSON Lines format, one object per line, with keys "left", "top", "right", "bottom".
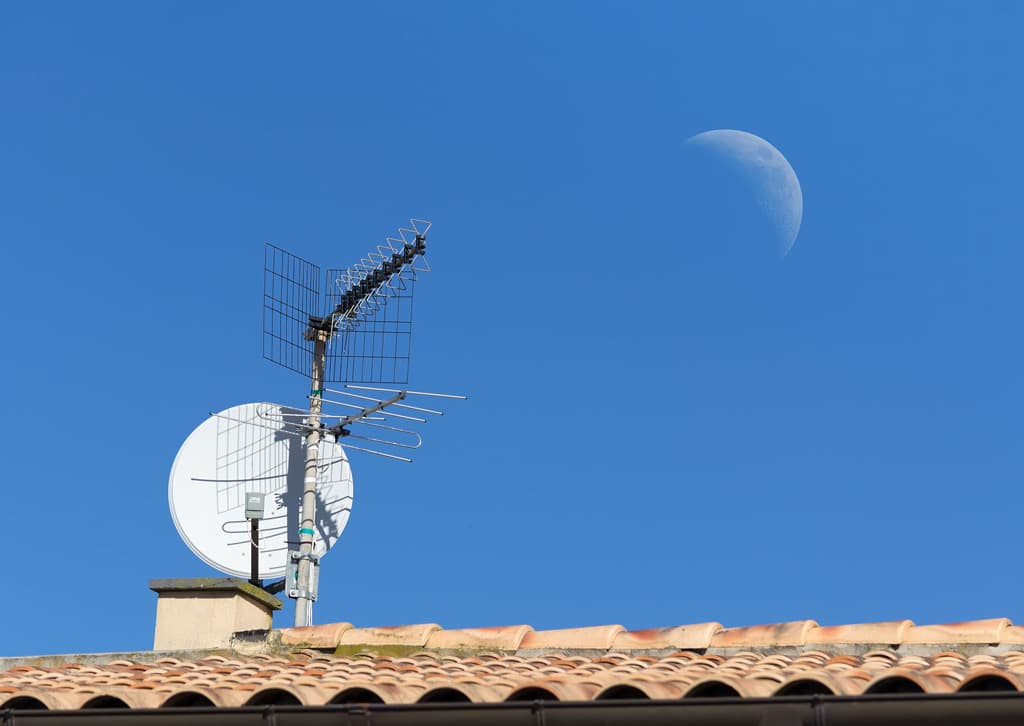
{"left": 314, "top": 386, "right": 468, "bottom": 462}
{"left": 254, "top": 218, "right": 465, "bottom": 627}
{"left": 262, "top": 218, "right": 432, "bottom": 384}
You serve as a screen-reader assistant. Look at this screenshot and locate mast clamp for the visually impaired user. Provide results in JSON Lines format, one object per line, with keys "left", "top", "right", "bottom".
{"left": 286, "top": 551, "right": 320, "bottom": 601}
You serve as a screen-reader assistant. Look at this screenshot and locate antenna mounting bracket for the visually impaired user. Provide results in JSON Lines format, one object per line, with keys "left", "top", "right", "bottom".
{"left": 287, "top": 550, "right": 320, "bottom": 602}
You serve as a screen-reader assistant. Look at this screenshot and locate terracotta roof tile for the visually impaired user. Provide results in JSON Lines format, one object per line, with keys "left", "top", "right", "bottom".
{"left": 279, "top": 622, "right": 353, "bottom": 648}
{"left": 959, "top": 667, "right": 1024, "bottom": 691}
{"left": 506, "top": 678, "right": 599, "bottom": 702}
{"left": 425, "top": 625, "right": 533, "bottom": 651}
{"left": 991, "top": 627, "right": 1024, "bottom": 645}
{"left": 904, "top": 619, "right": 1013, "bottom": 644}
{"left": 611, "top": 623, "right": 723, "bottom": 651}
{"left": 864, "top": 668, "right": 958, "bottom": 694}
{"left": 326, "top": 680, "right": 425, "bottom": 704}
{"left": 711, "top": 620, "right": 820, "bottom": 648}
{"left": 685, "top": 674, "right": 776, "bottom": 698}
{"left": 519, "top": 625, "right": 625, "bottom": 651}
{"left": 807, "top": 620, "right": 914, "bottom": 645}
{"left": 337, "top": 624, "right": 441, "bottom": 649}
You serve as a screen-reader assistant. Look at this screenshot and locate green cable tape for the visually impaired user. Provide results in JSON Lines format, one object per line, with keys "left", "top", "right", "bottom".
{"left": 298, "top": 527, "right": 315, "bottom": 536}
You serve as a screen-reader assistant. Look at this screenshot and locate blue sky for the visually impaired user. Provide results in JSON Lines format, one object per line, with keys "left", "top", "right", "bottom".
{"left": 2, "top": 2, "right": 1023, "bottom": 655}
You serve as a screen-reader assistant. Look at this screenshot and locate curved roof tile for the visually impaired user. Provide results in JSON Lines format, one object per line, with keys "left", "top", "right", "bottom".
{"left": 520, "top": 625, "right": 625, "bottom": 651}
{"left": 426, "top": 625, "right": 533, "bottom": 651}
{"left": 710, "top": 620, "right": 820, "bottom": 648}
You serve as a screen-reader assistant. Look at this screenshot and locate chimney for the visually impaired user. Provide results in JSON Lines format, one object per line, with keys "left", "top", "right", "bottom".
{"left": 149, "top": 578, "right": 282, "bottom": 650}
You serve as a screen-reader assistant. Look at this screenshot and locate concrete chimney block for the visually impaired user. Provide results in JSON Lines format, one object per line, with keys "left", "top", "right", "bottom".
{"left": 149, "top": 578, "right": 282, "bottom": 650}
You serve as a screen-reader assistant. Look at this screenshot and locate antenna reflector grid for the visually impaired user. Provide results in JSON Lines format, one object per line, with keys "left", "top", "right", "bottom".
{"left": 324, "top": 266, "right": 416, "bottom": 384}
{"left": 263, "top": 244, "right": 321, "bottom": 376}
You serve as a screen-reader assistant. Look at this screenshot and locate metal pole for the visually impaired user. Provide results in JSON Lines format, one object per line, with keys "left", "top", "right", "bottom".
{"left": 249, "top": 518, "right": 260, "bottom": 587}
{"left": 294, "top": 330, "right": 327, "bottom": 626}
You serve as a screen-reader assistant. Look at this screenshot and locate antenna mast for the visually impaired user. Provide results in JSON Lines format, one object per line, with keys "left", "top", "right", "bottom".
{"left": 264, "top": 220, "right": 437, "bottom": 626}
{"left": 295, "top": 329, "right": 327, "bottom": 626}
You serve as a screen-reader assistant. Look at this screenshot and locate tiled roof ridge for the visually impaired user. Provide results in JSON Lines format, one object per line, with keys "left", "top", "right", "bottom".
{"left": 5, "top": 617, "right": 1024, "bottom": 712}
{"left": 279, "top": 617, "right": 1024, "bottom": 652}
{"left": 6, "top": 643, "right": 1024, "bottom": 709}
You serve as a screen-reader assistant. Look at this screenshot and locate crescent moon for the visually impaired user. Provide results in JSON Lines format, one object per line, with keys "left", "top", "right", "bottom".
{"left": 687, "top": 129, "right": 803, "bottom": 257}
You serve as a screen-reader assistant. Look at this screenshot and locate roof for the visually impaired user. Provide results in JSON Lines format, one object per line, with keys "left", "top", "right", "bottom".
{"left": 4, "top": 617, "right": 1024, "bottom": 710}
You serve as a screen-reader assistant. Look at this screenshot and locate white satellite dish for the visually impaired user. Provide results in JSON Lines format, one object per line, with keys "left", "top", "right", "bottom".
{"left": 168, "top": 402, "right": 353, "bottom": 579}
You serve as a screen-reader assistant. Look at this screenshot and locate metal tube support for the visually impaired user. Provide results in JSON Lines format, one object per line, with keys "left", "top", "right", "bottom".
{"left": 249, "top": 518, "right": 259, "bottom": 587}
{"left": 294, "top": 331, "right": 327, "bottom": 627}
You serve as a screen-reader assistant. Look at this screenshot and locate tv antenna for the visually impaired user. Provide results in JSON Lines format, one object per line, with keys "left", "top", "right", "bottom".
{"left": 260, "top": 218, "right": 464, "bottom": 626}
{"left": 169, "top": 219, "right": 464, "bottom": 627}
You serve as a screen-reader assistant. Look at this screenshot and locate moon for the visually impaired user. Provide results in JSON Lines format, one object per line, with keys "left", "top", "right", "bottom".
{"left": 686, "top": 129, "right": 803, "bottom": 257}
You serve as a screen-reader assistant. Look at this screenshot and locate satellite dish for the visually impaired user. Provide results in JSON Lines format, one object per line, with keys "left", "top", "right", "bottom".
{"left": 168, "top": 402, "right": 354, "bottom": 579}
